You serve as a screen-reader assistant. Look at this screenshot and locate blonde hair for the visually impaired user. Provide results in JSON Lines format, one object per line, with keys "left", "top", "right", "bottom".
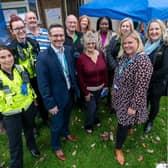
{"left": 146, "top": 19, "right": 168, "bottom": 41}
{"left": 120, "top": 30, "right": 144, "bottom": 56}
{"left": 116, "top": 18, "right": 135, "bottom": 40}
{"left": 83, "top": 31, "right": 97, "bottom": 48}
{"left": 78, "top": 15, "right": 94, "bottom": 32}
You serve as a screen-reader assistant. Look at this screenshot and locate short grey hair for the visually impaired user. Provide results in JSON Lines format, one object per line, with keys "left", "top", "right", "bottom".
{"left": 83, "top": 31, "right": 97, "bottom": 47}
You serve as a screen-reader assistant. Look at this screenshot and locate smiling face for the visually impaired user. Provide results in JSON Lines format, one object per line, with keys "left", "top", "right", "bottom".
{"left": 11, "top": 20, "right": 26, "bottom": 43}
{"left": 49, "top": 27, "right": 65, "bottom": 49}
{"left": 80, "top": 17, "right": 89, "bottom": 30}
{"left": 148, "top": 22, "right": 162, "bottom": 42}
{"left": 123, "top": 36, "right": 138, "bottom": 57}
{"left": 85, "top": 42, "right": 96, "bottom": 53}
{"left": 66, "top": 15, "right": 78, "bottom": 33}
{"left": 120, "top": 20, "right": 131, "bottom": 35}
{"left": 99, "top": 18, "right": 109, "bottom": 33}
{"left": 25, "top": 12, "right": 37, "bottom": 29}
{"left": 83, "top": 31, "right": 97, "bottom": 53}
{"left": 0, "top": 49, "right": 14, "bottom": 72}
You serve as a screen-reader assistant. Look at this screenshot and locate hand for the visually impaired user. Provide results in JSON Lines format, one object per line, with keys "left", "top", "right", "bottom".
{"left": 85, "top": 93, "right": 93, "bottom": 102}
{"left": 127, "top": 107, "right": 136, "bottom": 115}
{"left": 100, "top": 87, "right": 109, "bottom": 98}
{"left": 49, "top": 106, "right": 58, "bottom": 115}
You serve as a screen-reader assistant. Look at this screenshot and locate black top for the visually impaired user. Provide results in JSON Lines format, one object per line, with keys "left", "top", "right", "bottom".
{"left": 8, "top": 37, "right": 40, "bottom": 64}
{"left": 106, "top": 35, "right": 120, "bottom": 71}
{"left": 64, "top": 31, "right": 83, "bottom": 58}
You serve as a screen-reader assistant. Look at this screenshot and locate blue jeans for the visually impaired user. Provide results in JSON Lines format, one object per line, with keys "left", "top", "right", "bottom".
{"left": 85, "top": 90, "right": 101, "bottom": 129}
{"left": 50, "top": 92, "right": 73, "bottom": 151}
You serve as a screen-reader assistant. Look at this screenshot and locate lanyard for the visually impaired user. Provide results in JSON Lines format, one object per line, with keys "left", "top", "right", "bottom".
{"left": 118, "top": 53, "right": 140, "bottom": 78}
{"left": 114, "top": 53, "right": 140, "bottom": 90}
{"left": 57, "top": 51, "right": 69, "bottom": 76}
{"left": 73, "top": 34, "right": 78, "bottom": 43}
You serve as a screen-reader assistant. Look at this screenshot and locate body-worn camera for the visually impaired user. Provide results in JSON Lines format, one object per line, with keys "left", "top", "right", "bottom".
{"left": 21, "top": 71, "right": 30, "bottom": 83}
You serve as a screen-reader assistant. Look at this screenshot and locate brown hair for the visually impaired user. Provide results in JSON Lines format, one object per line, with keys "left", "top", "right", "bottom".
{"left": 78, "top": 15, "right": 94, "bottom": 32}
{"left": 0, "top": 45, "right": 14, "bottom": 69}
{"left": 9, "top": 14, "right": 24, "bottom": 30}
{"left": 48, "top": 24, "right": 64, "bottom": 35}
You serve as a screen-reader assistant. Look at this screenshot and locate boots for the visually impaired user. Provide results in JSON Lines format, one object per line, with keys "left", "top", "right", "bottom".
{"left": 128, "top": 128, "right": 134, "bottom": 135}
{"left": 115, "top": 149, "right": 125, "bottom": 165}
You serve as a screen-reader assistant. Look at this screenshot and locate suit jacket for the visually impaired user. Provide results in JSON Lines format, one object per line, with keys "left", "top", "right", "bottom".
{"left": 36, "top": 45, "right": 80, "bottom": 110}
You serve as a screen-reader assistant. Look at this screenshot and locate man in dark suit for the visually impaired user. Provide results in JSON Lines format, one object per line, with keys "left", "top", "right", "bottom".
{"left": 36, "top": 24, "right": 80, "bottom": 161}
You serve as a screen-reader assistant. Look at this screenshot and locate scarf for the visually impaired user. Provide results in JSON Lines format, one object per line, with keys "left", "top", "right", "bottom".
{"left": 144, "top": 38, "right": 161, "bottom": 55}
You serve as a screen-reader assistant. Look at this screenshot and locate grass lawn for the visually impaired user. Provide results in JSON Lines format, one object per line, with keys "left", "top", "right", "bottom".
{"left": 0, "top": 97, "right": 167, "bottom": 168}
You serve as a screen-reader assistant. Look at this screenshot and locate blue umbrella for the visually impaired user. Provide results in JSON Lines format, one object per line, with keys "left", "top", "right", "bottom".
{"left": 80, "top": 0, "right": 168, "bottom": 22}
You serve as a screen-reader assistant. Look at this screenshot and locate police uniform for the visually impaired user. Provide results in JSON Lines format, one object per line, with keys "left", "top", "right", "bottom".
{"left": 0, "top": 65, "right": 39, "bottom": 168}
{"left": 9, "top": 38, "right": 49, "bottom": 124}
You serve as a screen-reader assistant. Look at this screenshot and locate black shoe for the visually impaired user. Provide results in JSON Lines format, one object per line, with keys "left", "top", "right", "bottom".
{"left": 110, "top": 107, "right": 116, "bottom": 114}
{"left": 144, "top": 122, "right": 153, "bottom": 134}
{"left": 30, "top": 149, "right": 40, "bottom": 158}
{"left": 94, "top": 119, "right": 101, "bottom": 127}
{"left": 84, "top": 125, "right": 93, "bottom": 133}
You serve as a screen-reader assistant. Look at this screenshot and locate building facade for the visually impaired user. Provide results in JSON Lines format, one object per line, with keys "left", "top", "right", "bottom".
{"left": 1, "top": 0, "right": 85, "bottom": 28}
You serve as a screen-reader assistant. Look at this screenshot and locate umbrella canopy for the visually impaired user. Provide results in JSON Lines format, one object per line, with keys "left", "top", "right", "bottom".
{"left": 148, "top": 0, "right": 168, "bottom": 21}
{"left": 80, "top": 0, "right": 168, "bottom": 22}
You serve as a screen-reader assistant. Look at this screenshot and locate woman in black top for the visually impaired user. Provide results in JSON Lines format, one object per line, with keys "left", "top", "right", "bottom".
{"left": 144, "top": 19, "right": 168, "bottom": 133}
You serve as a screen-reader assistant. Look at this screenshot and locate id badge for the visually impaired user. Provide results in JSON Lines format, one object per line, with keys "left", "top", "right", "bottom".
{"left": 114, "top": 84, "right": 119, "bottom": 90}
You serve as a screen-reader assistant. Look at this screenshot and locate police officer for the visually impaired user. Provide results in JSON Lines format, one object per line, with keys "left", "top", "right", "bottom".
{"left": 8, "top": 14, "right": 49, "bottom": 128}
{"left": 0, "top": 46, "right": 40, "bottom": 168}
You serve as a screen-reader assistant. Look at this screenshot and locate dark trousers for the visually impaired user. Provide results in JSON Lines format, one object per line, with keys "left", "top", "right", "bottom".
{"left": 51, "top": 91, "right": 73, "bottom": 151}
{"left": 85, "top": 90, "right": 101, "bottom": 129}
{"left": 30, "top": 77, "right": 49, "bottom": 123}
{"left": 3, "top": 104, "right": 37, "bottom": 168}
{"left": 107, "top": 70, "right": 114, "bottom": 108}
{"left": 116, "top": 123, "right": 131, "bottom": 149}
{"left": 147, "top": 93, "right": 161, "bottom": 123}
{"left": 0, "top": 112, "right": 3, "bottom": 120}
{"left": 0, "top": 112, "right": 5, "bottom": 128}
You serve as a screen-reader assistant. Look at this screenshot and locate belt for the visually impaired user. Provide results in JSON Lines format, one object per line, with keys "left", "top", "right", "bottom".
{"left": 87, "top": 83, "right": 104, "bottom": 91}
{"left": 2, "top": 103, "right": 32, "bottom": 116}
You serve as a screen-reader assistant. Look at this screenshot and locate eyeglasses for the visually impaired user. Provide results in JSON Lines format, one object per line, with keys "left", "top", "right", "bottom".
{"left": 68, "top": 21, "right": 77, "bottom": 24}
{"left": 13, "top": 26, "right": 25, "bottom": 31}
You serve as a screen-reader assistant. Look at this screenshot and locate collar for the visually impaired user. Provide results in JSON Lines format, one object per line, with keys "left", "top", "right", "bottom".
{"left": 1, "top": 66, "right": 14, "bottom": 80}
{"left": 26, "top": 27, "right": 42, "bottom": 35}
{"left": 51, "top": 44, "right": 64, "bottom": 54}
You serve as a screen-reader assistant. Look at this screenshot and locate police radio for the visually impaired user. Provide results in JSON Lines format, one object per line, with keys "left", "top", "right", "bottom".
{"left": 21, "top": 71, "right": 30, "bottom": 83}
{"left": 17, "top": 45, "right": 26, "bottom": 61}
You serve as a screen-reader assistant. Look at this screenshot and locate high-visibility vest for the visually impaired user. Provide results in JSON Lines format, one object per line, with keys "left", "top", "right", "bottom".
{"left": 17, "top": 41, "right": 37, "bottom": 78}
{"left": 0, "top": 65, "right": 36, "bottom": 116}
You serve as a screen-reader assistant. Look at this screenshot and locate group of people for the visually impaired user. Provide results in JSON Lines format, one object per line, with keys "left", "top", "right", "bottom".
{"left": 0, "top": 11, "right": 167, "bottom": 167}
